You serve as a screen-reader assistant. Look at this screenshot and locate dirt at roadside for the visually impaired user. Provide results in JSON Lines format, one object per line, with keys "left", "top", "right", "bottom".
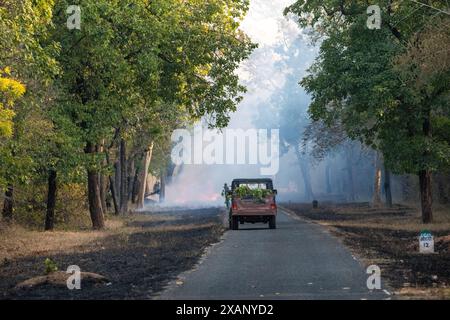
{"left": 0, "top": 208, "right": 225, "bottom": 300}
{"left": 282, "top": 202, "right": 450, "bottom": 299}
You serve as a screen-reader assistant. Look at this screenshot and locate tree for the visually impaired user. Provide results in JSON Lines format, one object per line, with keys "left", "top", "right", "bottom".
{"left": 0, "top": 70, "right": 26, "bottom": 219}
{"left": 286, "top": 1, "right": 450, "bottom": 223}
{"left": 386, "top": 18, "right": 450, "bottom": 222}
{"left": 1, "top": 0, "right": 255, "bottom": 229}
{"left": 0, "top": 69, "right": 25, "bottom": 139}
{"left": 1, "top": 0, "right": 58, "bottom": 221}
{"left": 372, "top": 152, "right": 382, "bottom": 207}
{"left": 49, "top": 0, "right": 255, "bottom": 228}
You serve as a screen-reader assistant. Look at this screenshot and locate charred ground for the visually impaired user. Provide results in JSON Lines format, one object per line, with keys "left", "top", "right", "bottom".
{"left": 0, "top": 208, "right": 225, "bottom": 299}
{"left": 282, "top": 202, "right": 450, "bottom": 299}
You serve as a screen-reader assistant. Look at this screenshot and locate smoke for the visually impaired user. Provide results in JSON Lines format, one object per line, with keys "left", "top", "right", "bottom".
{"left": 154, "top": 0, "right": 378, "bottom": 207}
{"left": 152, "top": 1, "right": 301, "bottom": 206}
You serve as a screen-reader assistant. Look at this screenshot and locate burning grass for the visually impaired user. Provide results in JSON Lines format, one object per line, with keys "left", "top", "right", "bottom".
{"left": 0, "top": 208, "right": 225, "bottom": 299}
{"left": 282, "top": 202, "right": 450, "bottom": 300}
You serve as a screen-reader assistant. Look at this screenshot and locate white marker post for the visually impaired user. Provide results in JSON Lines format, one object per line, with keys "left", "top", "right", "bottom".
{"left": 419, "top": 230, "right": 434, "bottom": 254}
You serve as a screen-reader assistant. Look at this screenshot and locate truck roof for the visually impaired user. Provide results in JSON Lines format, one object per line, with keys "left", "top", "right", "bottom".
{"left": 231, "top": 178, "right": 273, "bottom": 183}
{"left": 231, "top": 178, "right": 274, "bottom": 189}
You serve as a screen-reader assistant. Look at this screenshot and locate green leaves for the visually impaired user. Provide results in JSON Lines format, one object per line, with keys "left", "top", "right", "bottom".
{"left": 44, "top": 258, "right": 58, "bottom": 274}
{"left": 0, "top": 0, "right": 255, "bottom": 224}
{"left": 0, "top": 70, "right": 26, "bottom": 138}
{"left": 234, "top": 185, "right": 273, "bottom": 202}
{"left": 289, "top": 0, "right": 450, "bottom": 175}
{"left": 52, "top": 0, "right": 255, "bottom": 145}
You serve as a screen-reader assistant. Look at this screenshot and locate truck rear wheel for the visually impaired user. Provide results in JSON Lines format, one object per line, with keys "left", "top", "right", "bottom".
{"left": 231, "top": 216, "right": 239, "bottom": 230}
{"left": 269, "top": 216, "right": 276, "bottom": 229}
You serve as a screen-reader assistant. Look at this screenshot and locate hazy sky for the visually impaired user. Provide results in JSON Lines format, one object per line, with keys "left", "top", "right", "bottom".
{"left": 240, "top": 0, "right": 297, "bottom": 46}
{"left": 230, "top": 0, "right": 315, "bottom": 129}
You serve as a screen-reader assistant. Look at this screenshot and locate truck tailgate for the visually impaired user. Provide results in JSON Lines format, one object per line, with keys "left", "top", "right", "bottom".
{"left": 235, "top": 195, "right": 274, "bottom": 212}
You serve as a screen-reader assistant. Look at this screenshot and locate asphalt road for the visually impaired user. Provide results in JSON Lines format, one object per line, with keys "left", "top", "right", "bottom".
{"left": 158, "top": 209, "right": 390, "bottom": 300}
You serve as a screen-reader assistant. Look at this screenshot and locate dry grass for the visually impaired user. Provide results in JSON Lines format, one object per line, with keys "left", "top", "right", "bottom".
{"left": 395, "top": 287, "right": 450, "bottom": 300}
{"left": 0, "top": 213, "right": 206, "bottom": 264}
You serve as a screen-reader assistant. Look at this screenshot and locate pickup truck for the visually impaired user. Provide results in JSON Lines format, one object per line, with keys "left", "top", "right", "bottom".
{"left": 228, "top": 178, "right": 277, "bottom": 230}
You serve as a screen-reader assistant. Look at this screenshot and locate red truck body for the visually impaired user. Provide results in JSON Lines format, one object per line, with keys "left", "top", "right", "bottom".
{"left": 229, "top": 178, "right": 277, "bottom": 230}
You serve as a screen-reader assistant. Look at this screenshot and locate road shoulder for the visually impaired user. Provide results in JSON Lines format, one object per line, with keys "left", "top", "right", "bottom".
{"left": 281, "top": 203, "right": 450, "bottom": 300}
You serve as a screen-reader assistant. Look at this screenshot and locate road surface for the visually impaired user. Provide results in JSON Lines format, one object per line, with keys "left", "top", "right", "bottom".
{"left": 158, "top": 209, "right": 390, "bottom": 300}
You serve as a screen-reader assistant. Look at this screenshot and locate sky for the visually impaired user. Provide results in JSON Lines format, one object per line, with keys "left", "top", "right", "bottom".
{"left": 230, "top": 0, "right": 315, "bottom": 129}
{"left": 240, "top": 0, "right": 301, "bottom": 47}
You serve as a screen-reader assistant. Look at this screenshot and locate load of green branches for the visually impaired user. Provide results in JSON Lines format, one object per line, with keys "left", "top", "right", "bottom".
{"left": 234, "top": 185, "right": 274, "bottom": 202}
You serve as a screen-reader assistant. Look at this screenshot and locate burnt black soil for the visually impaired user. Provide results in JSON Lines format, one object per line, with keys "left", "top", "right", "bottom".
{"left": 282, "top": 203, "right": 450, "bottom": 292}
{"left": 334, "top": 225, "right": 450, "bottom": 289}
{"left": 0, "top": 208, "right": 225, "bottom": 299}
{"left": 284, "top": 202, "right": 411, "bottom": 221}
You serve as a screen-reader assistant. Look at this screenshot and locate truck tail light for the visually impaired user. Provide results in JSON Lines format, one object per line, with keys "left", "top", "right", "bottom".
{"left": 232, "top": 203, "right": 238, "bottom": 210}
{"left": 270, "top": 203, "right": 277, "bottom": 210}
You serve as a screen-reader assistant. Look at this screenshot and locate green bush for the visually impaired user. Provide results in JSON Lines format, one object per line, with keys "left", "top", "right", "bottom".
{"left": 44, "top": 258, "right": 58, "bottom": 274}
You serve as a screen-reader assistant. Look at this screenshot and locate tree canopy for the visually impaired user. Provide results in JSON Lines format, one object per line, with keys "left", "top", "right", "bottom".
{"left": 286, "top": 0, "right": 450, "bottom": 222}
{"left": 1, "top": 0, "right": 255, "bottom": 229}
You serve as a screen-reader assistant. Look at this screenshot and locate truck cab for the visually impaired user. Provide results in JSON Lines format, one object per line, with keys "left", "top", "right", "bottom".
{"left": 228, "top": 178, "right": 277, "bottom": 230}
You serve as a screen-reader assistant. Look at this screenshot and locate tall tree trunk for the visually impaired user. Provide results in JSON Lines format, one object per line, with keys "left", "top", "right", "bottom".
{"left": 295, "top": 147, "right": 314, "bottom": 201}
{"left": 419, "top": 170, "right": 433, "bottom": 223}
{"left": 137, "top": 142, "right": 154, "bottom": 209}
{"left": 105, "top": 150, "right": 119, "bottom": 215}
{"left": 344, "top": 153, "right": 355, "bottom": 202}
{"left": 130, "top": 164, "right": 139, "bottom": 204}
{"left": 98, "top": 142, "right": 108, "bottom": 214}
{"left": 372, "top": 152, "right": 382, "bottom": 207}
{"left": 401, "top": 175, "right": 412, "bottom": 202}
{"left": 128, "top": 159, "right": 136, "bottom": 202}
{"left": 2, "top": 185, "right": 14, "bottom": 220}
{"left": 85, "top": 142, "right": 105, "bottom": 229}
{"left": 160, "top": 171, "right": 166, "bottom": 203}
{"left": 45, "top": 170, "right": 57, "bottom": 231}
{"left": 346, "top": 166, "right": 355, "bottom": 202}
{"left": 384, "top": 167, "right": 393, "bottom": 207}
{"left": 344, "top": 146, "right": 356, "bottom": 202}
{"left": 119, "top": 138, "right": 128, "bottom": 214}
{"left": 87, "top": 169, "right": 105, "bottom": 229}
{"left": 109, "top": 176, "right": 119, "bottom": 215}
{"left": 100, "top": 175, "right": 108, "bottom": 214}
{"left": 339, "top": 169, "right": 345, "bottom": 194}
{"left": 145, "top": 174, "right": 154, "bottom": 195}
{"left": 325, "top": 163, "right": 332, "bottom": 194}
{"left": 299, "top": 159, "right": 314, "bottom": 200}
{"left": 114, "top": 161, "right": 121, "bottom": 203}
